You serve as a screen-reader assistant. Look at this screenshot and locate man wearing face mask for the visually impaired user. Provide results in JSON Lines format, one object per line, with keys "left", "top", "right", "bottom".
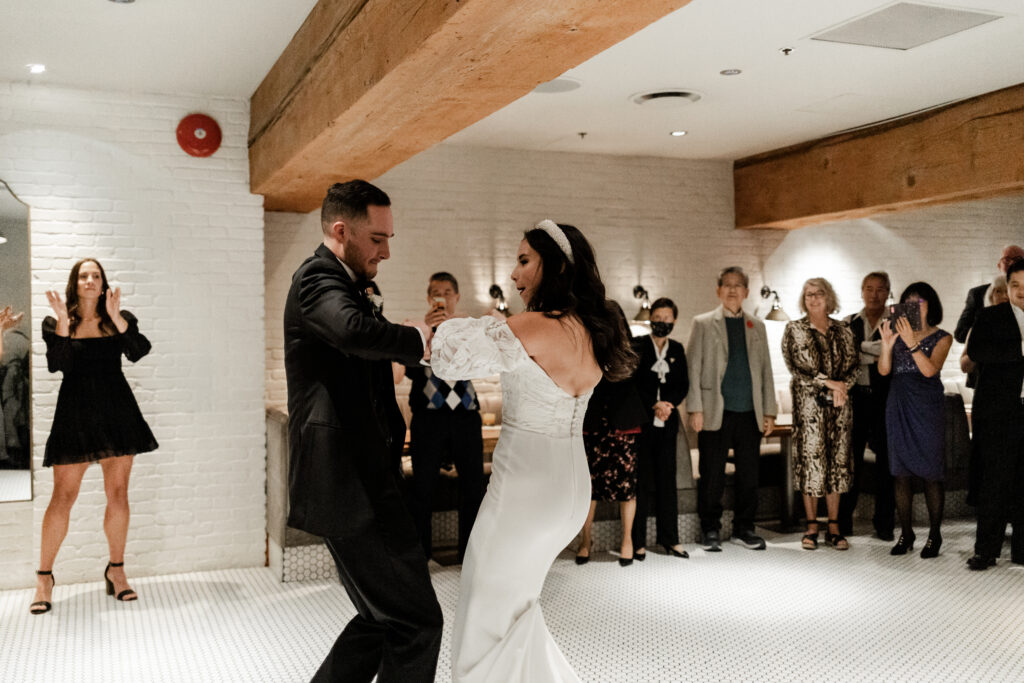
{"left": 686, "top": 267, "right": 778, "bottom": 552}
{"left": 632, "top": 298, "right": 691, "bottom": 560}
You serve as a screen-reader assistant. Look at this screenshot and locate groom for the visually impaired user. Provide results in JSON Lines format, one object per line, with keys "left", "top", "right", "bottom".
{"left": 284, "top": 180, "right": 442, "bottom": 682}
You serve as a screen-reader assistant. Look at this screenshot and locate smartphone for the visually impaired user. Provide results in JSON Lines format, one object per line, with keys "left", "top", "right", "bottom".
{"left": 888, "top": 301, "right": 922, "bottom": 331}
{"left": 432, "top": 296, "right": 446, "bottom": 312}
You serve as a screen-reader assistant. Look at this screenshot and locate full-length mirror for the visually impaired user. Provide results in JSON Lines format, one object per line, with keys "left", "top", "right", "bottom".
{"left": 0, "top": 179, "right": 31, "bottom": 502}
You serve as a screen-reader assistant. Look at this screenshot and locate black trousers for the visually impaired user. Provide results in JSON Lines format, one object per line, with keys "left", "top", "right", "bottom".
{"left": 839, "top": 386, "right": 895, "bottom": 535}
{"left": 315, "top": 493, "right": 443, "bottom": 683}
{"left": 973, "top": 404, "right": 1024, "bottom": 560}
{"left": 697, "top": 410, "right": 761, "bottom": 534}
{"left": 409, "top": 409, "right": 484, "bottom": 561}
{"left": 632, "top": 420, "right": 679, "bottom": 548}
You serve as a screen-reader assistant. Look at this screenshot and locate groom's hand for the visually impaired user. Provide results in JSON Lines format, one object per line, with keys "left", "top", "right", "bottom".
{"left": 404, "top": 319, "right": 433, "bottom": 360}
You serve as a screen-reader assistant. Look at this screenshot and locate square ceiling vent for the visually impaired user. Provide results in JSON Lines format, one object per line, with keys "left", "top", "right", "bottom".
{"left": 811, "top": 2, "right": 1002, "bottom": 50}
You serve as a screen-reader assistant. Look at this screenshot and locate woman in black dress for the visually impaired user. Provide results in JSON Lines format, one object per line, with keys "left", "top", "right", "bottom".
{"left": 30, "top": 259, "right": 157, "bottom": 614}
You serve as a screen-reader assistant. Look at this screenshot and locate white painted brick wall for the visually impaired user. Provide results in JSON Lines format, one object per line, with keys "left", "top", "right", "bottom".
{"left": 264, "top": 144, "right": 1023, "bottom": 408}
{"left": 0, "top": 82, "right": 265, "bottom": 589}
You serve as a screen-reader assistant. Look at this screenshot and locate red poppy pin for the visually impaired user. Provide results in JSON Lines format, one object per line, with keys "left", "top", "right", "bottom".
{"left": 746, "top": 320, "right": 754, "bottom": 328}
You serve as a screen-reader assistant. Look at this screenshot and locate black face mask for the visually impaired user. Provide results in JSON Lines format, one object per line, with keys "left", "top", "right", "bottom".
{"left": 650, "top": 321, "right": 674, "bottom": 338}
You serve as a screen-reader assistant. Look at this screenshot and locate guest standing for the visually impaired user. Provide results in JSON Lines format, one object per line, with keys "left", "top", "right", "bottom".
{"left": 576, "top": 332, "right": 647, "bottom": 566}
{"left": 964, "top": 259, "right": 1024, "bottom": 570}
{"left": 686, "top": 269, "right": 777, "bottom": 552}
{"left": 878, "top": 282, "right": 952, "bottom": 558}
{"left": 29, "top": 259, "right": 158, "bottom": 615}
{"left": 782, "top": 278, "right": 858, "bottom": 551}
{"left": 397, "top": 272, "right": 484, "bottom": 563}
{"left": 632, "top": 298, "right": 691, "bottom": 559}
{"left": 838, "top": 272, "right": 895, "bottom": 540}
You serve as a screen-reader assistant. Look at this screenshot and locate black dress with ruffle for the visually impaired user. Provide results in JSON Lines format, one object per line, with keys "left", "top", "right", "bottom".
{"left": 42, "top": 312, "right": 158, "bottom": 466}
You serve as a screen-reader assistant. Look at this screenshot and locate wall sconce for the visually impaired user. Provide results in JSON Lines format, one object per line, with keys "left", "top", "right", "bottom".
{"left": 489, "top": 284, "right": 509, "bottom": 317}
{"left": 630, "top": 284, "right": 652, "bottom": 337}
{"left": 760, "top": 285, "right": 790, "bottom": 321}
{"left": 0, "top": 231, "right": 6, "bottom": 245}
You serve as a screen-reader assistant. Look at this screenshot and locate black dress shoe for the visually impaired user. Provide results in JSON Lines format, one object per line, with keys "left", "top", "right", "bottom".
{"left": 920, "top": 535, "right": 942, "bottom": 559}
{"left": 701, "top": 530, "right": 722, "bottom": 552}
{"left": 875, "top": 529, "right": 895, "bottom": 542}
{"left": 662, "top": 544, "right": 689, "bottom": 558}
{"left": 634, "top": 549, "right": 646, "bottom": 562}
{"left": 618, "top": 556, "right": 633, "bottom": 567}
{"left": 966, "top": 555, "right": 996, "bottom": 571}
{"left": 890, "top": 533, "right": 915, "bottom": 556}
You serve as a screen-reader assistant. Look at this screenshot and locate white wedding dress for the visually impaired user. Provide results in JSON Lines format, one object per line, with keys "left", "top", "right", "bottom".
{"left": 432, "top": 316, "right": 593, "bottom": 683}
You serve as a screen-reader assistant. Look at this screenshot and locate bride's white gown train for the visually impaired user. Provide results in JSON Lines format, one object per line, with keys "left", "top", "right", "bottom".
{"left": 432, "top": 317, "right": 592, "bottom": 683}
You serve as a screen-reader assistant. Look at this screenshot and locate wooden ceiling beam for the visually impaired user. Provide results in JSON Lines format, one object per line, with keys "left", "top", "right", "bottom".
{"left": 733, "top": 82, "right": 1024, "bottom": 230}
{"left": 250, "top": 0, "right": 690, "bottom": 212}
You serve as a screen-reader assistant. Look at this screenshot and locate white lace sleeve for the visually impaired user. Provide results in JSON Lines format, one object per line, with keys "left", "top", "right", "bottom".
{"left": 431, "top": 317, "right": 528, "bottom": 381}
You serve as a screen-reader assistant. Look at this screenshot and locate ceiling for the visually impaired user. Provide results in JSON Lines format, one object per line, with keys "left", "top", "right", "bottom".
{"left": 0, "top": 0, "right": 317, "bottom": 98}
{"left": 448, "top": 0, "right": 1024, "bottom": 160}
{"left": 1, "top": 0, "right": 1022, "bottom": 162}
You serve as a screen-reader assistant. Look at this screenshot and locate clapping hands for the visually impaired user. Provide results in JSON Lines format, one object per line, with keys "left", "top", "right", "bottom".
{"left": 0, "top": 306, "right": 24, "bottom": 333}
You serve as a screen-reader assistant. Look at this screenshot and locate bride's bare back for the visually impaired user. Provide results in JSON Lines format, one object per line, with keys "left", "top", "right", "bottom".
{"left": 506, "top": 311, "right": 602, "bottom": 397}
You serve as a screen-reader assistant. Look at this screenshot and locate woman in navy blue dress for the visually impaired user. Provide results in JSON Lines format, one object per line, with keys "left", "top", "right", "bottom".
{"left": 30, "top": 259, "right": 157, "bottom": 614}
{"left": 878, "top": 282, "right": 952, "bottom": 559}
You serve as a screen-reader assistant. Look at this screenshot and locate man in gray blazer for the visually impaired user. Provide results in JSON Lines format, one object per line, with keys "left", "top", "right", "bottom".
{"left": 686, "top": 267, "right": 778, "bottom": 551}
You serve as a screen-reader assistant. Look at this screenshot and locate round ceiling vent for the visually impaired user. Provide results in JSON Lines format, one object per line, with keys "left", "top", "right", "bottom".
{"left": 630, "top": 90, "right": 702, "bottom": 107}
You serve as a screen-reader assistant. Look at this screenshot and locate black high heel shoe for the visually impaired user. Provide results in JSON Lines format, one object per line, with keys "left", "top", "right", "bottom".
{"left": 634, "top": 548, "right": 646, "bottom": 562}
{"left": 104, "top": 562, "right": 138, "bottom": 602}
{"left": 662, "top": 544, "right": 689, "bottom": 559}
{"left": 890, "top": 533, "right": 916, "bottom": 556}
{"left": 920, "top": 534, "right": 942, "bottom": 559}
{"left": 575, "top": 542, "right": 592, "bottom": 566}
{"left": 30, "top": 570, "right": 54, "bottom": 615}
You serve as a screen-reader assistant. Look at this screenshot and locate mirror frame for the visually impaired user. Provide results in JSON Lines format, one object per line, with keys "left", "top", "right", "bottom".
{"left": 0, "top": 178, "right": 32, "bottom": 503}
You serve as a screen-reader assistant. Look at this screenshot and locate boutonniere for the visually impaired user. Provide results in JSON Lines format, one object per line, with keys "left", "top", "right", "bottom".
{"left": 362, "top": 287, "right": 384, "bottom": 315}
{"left": 746, "top": 320, "right": 754, "bottom": 328}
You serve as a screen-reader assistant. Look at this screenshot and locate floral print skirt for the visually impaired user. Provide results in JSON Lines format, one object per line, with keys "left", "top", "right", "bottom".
{"left": 583, "top": 415, "right": 639, "bottom": 502}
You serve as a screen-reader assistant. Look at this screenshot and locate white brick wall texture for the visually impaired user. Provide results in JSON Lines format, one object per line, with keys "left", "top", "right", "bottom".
{"left": 0, "top": 82, "right": 266, "bottom": 589}
{"left": 264, "top": 143, "right": 1024, "bottom": 408}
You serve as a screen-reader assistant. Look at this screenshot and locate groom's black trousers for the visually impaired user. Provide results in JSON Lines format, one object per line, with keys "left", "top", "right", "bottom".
{"left": 313, "top": 487, "right": 442, "bottom": 683}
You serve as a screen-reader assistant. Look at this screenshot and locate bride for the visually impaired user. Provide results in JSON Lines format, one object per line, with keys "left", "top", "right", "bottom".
{"left": 431, "top": 220, "right": 636, "bottom": 682}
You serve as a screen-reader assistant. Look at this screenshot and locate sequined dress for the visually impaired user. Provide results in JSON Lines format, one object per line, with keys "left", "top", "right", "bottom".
{"left": 886, "top": 330, "right": 948, "bottom": 481}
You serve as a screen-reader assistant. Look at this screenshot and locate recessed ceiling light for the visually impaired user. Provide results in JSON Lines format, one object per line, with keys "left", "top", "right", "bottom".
{"left": 670, "top": 130, "right": 687, "bottom": 137}
{"left": 719, "top": 69, "right": 742, "bottom": 76}
{"left": 109, "top": 0, "right": 136, "bottom": 3}
{"left": 26, "top": 64, "right": 45, "bottom": 74}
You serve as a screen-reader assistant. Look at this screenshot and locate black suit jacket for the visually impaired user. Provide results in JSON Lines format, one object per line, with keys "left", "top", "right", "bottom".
{"left": 954, "top": 282, "right": 991, "bottom": 343}
{"left": 965, "top": 302, "right": 1024, "bottom": 417}
{"left": 284, "top": 245, "right": 424, "bottom": 537}
{"left": 633, "top": 337, "right": 689, "bottom": 428}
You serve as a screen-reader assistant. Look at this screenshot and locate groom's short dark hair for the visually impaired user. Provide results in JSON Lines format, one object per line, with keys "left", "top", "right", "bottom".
{"left": 321, "top": 180, "right": 391, "bottom": 234}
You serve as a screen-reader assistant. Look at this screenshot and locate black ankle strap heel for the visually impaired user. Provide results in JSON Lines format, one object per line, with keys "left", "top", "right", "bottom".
{"left": 104, "top": 562, "right": 138, "bottom": 602}
{"left": 30, "top": 570, "right": 55, "bottom": 615}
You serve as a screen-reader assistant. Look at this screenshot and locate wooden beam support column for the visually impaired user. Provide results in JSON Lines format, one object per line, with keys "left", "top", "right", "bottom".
{"left": 251, "top": 0, "right": 690, "bottom": 212}
{"left": 734, "top": 82, "right": 1024, "bottom": 230}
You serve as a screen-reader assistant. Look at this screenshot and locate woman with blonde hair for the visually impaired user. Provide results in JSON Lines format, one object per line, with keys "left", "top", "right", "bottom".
{"left": 30, "top": 258, "right": 157, "bottom": 614}
{"left": 782, "top": 278, "right": 858, "bottom": 551}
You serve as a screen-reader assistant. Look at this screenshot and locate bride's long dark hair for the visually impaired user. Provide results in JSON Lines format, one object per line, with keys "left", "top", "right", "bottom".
{"left": 523, "top": 223, "right": 637, "bottom": 381}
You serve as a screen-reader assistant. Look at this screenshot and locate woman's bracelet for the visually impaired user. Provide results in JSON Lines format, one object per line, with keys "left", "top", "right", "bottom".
{"left": 907, "top": 344, "right": 921, "bottom": 354}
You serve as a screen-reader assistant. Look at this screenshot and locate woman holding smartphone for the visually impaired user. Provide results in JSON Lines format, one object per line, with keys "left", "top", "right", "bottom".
{"left": 879, "top": 282, "right": 951, "bottom": 559}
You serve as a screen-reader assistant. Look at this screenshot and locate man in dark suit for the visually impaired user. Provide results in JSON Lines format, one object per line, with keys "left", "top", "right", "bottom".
{"left": 954, "top": 244, "right": 1024, "bottom": 343}
{"left": 284, "top": 180, "right": 442, "bottom": 681}
{"left": 839, "top": 272, "right": 894, "bottom": 540}
{"left": 965, "top": 259, "right": 1024, "bottom": 571}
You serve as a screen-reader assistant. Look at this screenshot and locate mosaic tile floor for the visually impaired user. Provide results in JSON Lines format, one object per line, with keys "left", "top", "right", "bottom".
{"left": 2, "top": 520, "right": 1022, "bottom": 682}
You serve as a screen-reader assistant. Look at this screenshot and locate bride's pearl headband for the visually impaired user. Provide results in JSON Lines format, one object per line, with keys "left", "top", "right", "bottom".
{"left": 534, "top": 219, "right": 574, "bottom": 264}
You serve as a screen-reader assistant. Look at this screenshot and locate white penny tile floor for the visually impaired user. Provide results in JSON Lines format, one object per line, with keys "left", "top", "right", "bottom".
{"left": 2, "top": 520, "right": 1022, "bottom": 682}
